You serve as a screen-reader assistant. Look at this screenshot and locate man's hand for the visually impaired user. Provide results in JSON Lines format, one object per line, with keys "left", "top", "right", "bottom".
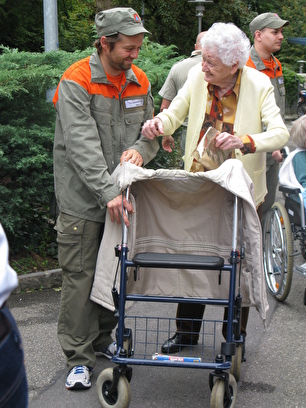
{"left": 107, "top": 194, "right": 134, "bottom": 227}
{"left": 120, "top": 149, "right": 143, "bottom": 166}
{"left": 141, "top": 118, "right": 164, "bottom": 140}
{"left": 162, "top": 136, "right": 175, "bottom": 152}
{"left": 272, "top": 150, "right": 284, "bottom": 163}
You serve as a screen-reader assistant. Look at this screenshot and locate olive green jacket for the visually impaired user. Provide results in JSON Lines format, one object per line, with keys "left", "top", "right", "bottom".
{"left": 53, "top": 52, "right": 159, "bottom": 222}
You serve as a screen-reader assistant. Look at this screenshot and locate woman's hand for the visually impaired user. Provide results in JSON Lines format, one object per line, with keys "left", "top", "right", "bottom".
{"left": 215, "top": 132, "right": 244, "bottom": 150}
{"left": 141, "top": 118, "right": 164, "bottom": 140}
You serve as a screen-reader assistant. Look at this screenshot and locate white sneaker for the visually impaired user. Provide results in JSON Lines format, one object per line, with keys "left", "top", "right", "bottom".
{"left": 65, "top": 365, "right": 92, "bottom": 390}
{"left": 95, "top": 341, "right": 117, "bottom": 359}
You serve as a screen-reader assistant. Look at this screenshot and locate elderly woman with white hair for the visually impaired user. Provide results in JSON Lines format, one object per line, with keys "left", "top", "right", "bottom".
{"left": 141, "top": 22, "right": 289, "bottom": 357}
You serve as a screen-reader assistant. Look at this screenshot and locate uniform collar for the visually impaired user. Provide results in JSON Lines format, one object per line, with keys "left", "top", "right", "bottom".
{"left": 89, "top": 51, "right": 140, "bottom": 86}
{"left": 190, "top": 49, "right": 202, "bottom": 58}
{"left": 250, "top": 46, "right": 280, "bottom": 72}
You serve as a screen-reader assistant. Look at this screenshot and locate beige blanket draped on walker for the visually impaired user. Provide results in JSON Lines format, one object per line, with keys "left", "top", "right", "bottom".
{"left": 91, "top": 159, "right": 269, "bottom": 321}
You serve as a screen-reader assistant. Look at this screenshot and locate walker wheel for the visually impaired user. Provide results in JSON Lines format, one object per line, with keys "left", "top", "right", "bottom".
{"left": 97, "top": 367, "right": 131, "bottom": 408}
{"left": 210, "top": 373, "right": 237, "bottom": 408}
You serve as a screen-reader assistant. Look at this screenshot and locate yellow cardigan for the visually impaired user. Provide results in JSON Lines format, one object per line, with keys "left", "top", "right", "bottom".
{"left": 157, "top": 64, "right": 289, "bottom": 207}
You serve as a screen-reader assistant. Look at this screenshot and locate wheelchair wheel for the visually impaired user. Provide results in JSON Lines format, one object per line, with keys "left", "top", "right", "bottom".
{"left": 263, "top": 202, "right": 293, "bottom": 301}
{"left": 97, "top": 368, "right": 131, "bottom": 408}
{"left": 210, "top": 373, "right": 237, "bottom": 408}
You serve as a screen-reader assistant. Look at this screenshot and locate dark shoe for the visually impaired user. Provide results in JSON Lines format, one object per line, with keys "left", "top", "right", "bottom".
{"left": 95, "top": 341, "right": 117, "bottom": 359}
{"left": 161, "top": 333, "right": 198, "bottom": 354}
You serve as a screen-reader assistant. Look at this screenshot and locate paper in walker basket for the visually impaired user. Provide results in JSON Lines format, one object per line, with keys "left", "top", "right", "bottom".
{"left": 152, "top": 353, "right": 201, "bottom": 363}
{"left": 191, "top": 126, "right": 233, "bottom": 171}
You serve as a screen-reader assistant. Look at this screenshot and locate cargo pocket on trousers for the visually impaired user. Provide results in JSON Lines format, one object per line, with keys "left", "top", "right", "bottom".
{"left": 55, "top": 214, "right": 86, "bottom": 272}
{"left": 56, "top": 232, "right": 83, "bottom": 272}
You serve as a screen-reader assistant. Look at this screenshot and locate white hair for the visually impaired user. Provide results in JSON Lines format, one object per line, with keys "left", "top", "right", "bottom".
{"left": 290, "top": 114, "right": 306, "bottom": 149}
{"left": 200, "top": 22, "right": 251, "bottom": 68}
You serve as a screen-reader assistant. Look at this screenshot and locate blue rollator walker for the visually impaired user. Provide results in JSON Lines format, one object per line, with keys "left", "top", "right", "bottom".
{"left": 93, "top": 161, "right": 266, "bottom": 408}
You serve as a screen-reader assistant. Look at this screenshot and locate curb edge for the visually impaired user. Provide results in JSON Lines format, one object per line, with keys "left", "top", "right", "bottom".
{"left": 13, "top": 269, "right": 63, "bottom": 293}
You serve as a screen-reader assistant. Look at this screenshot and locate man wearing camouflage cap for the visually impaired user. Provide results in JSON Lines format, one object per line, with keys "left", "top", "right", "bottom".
{"left": 247, "top": 12, "right": 289, "bottom": 226}
{"left": 53, "top": 7, "right": 158, "bottom": 390}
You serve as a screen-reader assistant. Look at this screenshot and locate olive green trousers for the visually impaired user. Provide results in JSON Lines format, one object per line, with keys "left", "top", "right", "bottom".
{"left": 56, "top": 212, "right": 117, "bottom": 370}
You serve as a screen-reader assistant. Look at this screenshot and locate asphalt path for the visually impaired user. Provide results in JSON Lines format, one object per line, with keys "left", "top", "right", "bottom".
{"left": 9, "top": 271, "right": 305, "bottom": 408}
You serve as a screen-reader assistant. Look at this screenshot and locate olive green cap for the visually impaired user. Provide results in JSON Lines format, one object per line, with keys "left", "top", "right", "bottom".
{"left": 249, "top": 12, "right": 289, "bottom": 37}
{"left": 95, "top": 7, "right": 150, "bottom": 37}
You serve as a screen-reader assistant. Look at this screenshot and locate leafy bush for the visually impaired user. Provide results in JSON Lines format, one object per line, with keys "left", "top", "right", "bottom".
{"left": 0, "top": 41, "right": 182, "bottom": 255}
{"left": 283, "top": 65, "right": 303, "bottom": 107}
{"left": 136, "top": 38, "right": 183, "bottom": 113}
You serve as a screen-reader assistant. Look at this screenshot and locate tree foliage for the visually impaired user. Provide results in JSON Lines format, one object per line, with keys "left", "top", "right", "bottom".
{"left": 278, "top": 1, "right": 306, "bottom": 72}
{"left": 135, "top": 38, "right": 182, "bottom": 112}
{"left": 57, "top": 0, "right": 97, "bottom": 51}
{"left": 111, "top": 0, "right": 255, "bottom": 56}
{"left": 1, "top": 0, "right": 305, "bottom": 67}
{"left": 0, "top": 0, "right": 44, "bottom": 52}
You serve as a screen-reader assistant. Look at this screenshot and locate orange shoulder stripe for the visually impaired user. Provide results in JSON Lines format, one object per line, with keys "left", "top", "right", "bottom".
{"left": 53, "top": 59, "right": 150, "bottom": 107}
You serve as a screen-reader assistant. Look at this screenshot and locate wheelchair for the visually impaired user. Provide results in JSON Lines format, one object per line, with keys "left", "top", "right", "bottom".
{"left": 263, "top": 185, "right": 306, "bottom": 304}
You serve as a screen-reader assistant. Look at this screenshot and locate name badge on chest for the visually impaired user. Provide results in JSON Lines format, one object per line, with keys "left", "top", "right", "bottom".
{"left": 123, "top": 95, "right": 147, "bottom": 113}
{"left": 124, "top": 98, "right": 144, "bottom": 109}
